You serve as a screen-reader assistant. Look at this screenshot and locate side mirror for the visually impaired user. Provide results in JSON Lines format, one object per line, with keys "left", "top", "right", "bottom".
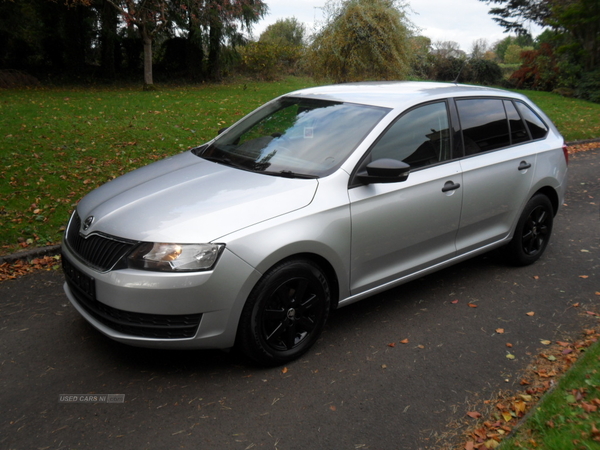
{"left": 357, "top": 159, "right": 411, "bottom": 184}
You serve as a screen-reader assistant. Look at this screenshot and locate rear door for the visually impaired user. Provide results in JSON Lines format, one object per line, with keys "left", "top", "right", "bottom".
{"left": 454, "top": 98, "right": 546, "bottom": 254}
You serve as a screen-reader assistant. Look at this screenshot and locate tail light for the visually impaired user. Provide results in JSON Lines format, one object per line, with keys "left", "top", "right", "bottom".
{"left": 562, "top": 143, "right": 569, "bottom": 165}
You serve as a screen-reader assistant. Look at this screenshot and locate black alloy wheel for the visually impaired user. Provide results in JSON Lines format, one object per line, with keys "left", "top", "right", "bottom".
{"left": 506, "top": 194, "right": 554, "bottom": 266}
{"left": 238, "top": 259, "right": 330, "bottom": 365}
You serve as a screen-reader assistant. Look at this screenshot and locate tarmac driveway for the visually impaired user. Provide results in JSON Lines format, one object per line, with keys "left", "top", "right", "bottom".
{"left": 1, "top": 149, "right": 598, "bottom": 450}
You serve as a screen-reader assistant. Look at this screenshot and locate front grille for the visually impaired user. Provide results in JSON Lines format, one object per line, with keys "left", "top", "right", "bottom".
{"left": 63, "top": 255, "right": 202, "bottom": 339}
{"left": 65, "top": 212, "right": 138, "bottom": 272}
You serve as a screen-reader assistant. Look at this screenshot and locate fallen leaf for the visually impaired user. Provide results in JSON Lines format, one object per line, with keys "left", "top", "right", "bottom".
{"left": 466, "top": 411, "right": 482, "bottom": 419}
{"left": 506, "top": 353, "right": 515, "bottom": 360}
{"left": 496, "top": 328, "right": 505, "bottom": 334}
{"left": 526, "top": 311, "right": 535, "bottom": 316}
{"left": 513, "top": 400, "right": 526, "bottom": 414}
{"left": 533, "top": 275, "right": 539, "bottom": 280}
{"left": 506, "top": 343, "right": 513, "bottom": 348}
{"left": 330, "top": 405, "right": 336, "bottom": 411}
{"left": 451, "top": 299, "right": 459, "bottom": 304}
{"left": 381, "top": 364, "right": 387, "bottom": 369}
{"left": 502, "top": 411, "right": 512, "bottom": 422}
{"left": 400, "top": 339, "right": 409, "bottom": 344}
{"left": 468, "top": 303, "right": 478, "bottom": 308}
{"left": 579, "top": 275, "right": 589, "bottom": 279}
{"left": 581, "top": 402, "right": 597, "bottom": 413}
{"left": 540, "top": 340, "right": 551, "bottom": 345}
{"left": 465, "top": 441, "right": 475, "bottom": 450}
{"left": 485, "top": 438, "right": 500, "bottom": 449}
{"left": 387, "top": 342, "right": 395, "bottom": 348}
{"left": 281, "top": 367, "right": 288, "bottom": 374}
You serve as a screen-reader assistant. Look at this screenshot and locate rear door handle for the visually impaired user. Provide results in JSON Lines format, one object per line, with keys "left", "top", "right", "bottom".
{"left": 442, "top": 181, "right": 461, "bottom": 192}
{"left": 518, "top": 161, "right": 532, "bottom": 171}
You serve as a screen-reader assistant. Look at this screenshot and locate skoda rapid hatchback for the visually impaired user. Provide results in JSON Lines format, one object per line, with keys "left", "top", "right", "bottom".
{"left": 62, "top": 82, "right": 568, "bottom": 365}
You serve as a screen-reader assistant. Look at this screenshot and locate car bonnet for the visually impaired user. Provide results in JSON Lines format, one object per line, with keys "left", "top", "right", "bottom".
{"left": 76, "top": 151, "right": 318, "bottom": 243}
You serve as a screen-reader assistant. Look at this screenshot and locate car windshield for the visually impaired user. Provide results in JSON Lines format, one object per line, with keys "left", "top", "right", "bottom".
{"left": 196, "top": 97, "right": 390, "bottom": 178}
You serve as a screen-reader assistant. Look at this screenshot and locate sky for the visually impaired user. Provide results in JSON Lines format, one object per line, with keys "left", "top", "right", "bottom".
{"left": 251, "top": 0, "right": 544, "bottom": 53}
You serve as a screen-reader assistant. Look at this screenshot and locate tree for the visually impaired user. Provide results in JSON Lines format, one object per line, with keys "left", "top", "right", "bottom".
{"left": 481, "top": 0, "right": 599, "bottom": 71}
{"left": 470, "top": 38, "right": 489, "bottom": 59}
{"left": 260, "top": 17, "right": 306, "bottom": 47}
{"left": 480, "top": 0, "right": 551, "bottom": 35}
{"left": 432, "top": 40, "right": 465, "bottom": 59}
{"left": 104, "top": 0, "right": 168, "bottom": 87}
{"left": 180, "top": 0, "right": 267, "bottom": 80}
{"left": 504, "top": 43, "right": 524, "bottom": 63}
{"left": 305, "top": 0, "right": 413, "bottom": 83}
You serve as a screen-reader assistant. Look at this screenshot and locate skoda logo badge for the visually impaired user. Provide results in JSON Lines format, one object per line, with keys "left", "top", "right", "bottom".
{"left": 83, "top": 216, "right": 94, "bottom": 231}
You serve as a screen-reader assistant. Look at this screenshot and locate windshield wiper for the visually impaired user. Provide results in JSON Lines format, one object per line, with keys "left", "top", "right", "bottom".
{"left": 263, "top": 170, "right": 318, "bottom": 179}
{"left": 202, "top": 154, "right": 250, "bottom": 171}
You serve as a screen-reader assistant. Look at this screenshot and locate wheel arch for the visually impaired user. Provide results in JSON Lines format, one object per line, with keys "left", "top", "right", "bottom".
{"left": 532, "top": 186, "right": 559, "bottom": 217}
{"left": 258, "top": 252, "right": 341, "bottom": 311}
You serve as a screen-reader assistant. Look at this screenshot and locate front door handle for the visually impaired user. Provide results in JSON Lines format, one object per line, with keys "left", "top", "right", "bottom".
{"left": 518, "top": 161, "right": 532, "bottom": 171}
{"left": 442, "top": 181, "right": 461, "bottom": 192}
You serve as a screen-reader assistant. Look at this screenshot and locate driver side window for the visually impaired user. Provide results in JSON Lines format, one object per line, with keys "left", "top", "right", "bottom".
{"left": 370, "top": 102, "right": 451, "bottom": 169}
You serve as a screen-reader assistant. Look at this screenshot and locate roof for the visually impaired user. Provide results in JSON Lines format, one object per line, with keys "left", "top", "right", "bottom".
{"left": 287, "top": 81, "right": 525, "bottom": 109}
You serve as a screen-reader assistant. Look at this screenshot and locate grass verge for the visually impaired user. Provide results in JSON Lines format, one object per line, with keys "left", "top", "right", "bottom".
{"left": 500, "top": 337, "right": 600, "bottom": 449}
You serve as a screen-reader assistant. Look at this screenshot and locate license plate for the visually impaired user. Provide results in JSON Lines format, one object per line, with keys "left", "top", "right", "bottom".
{"left": 62, "top": 255, "right": 96, "bottom": 301}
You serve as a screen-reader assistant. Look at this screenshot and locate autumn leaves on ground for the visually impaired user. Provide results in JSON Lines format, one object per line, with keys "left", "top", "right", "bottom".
{"left": 454, "top": 326, "right": 600, "bottom": 450}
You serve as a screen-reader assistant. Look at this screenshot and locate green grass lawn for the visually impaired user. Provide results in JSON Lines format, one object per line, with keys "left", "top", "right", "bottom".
{"left": 1, "top": 78, "right": 599, "bottom": 255}
{"left": 515, "top": 90, "right": 600, "bottom": 142}
{"left": 0, "top": 77, "right": 317, "bottom": 254}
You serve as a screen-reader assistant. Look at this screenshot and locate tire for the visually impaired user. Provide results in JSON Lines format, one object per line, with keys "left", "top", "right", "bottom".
{"left": 506, "top": 194, "right": 554, "bottom": 266}
{"left": 237, "top": 259, "right": 330, "bottom": 365}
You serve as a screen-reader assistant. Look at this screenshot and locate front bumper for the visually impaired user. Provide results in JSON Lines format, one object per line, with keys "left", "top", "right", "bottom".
{"left": 62, "top": 244, "right": 261, "bottom": 349}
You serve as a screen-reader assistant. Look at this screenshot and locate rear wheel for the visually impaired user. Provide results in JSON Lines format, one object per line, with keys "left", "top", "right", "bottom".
{"left": 237, "top": 259, "right": 330, "bottom": 365}
{"left": 506, "top": 194, "right": 554, "bottom": 266}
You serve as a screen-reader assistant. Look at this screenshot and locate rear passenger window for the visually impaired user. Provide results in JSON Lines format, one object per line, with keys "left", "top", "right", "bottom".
{"left": 504, "top": 100, "right": 529, "bottom": 145}
{"left": 515, "top": 101, "right": 548, "bottom": 140}
{"left": 369, "top": 102, "right": 451, "bottom": 169}
{"left": 456, "top": 98, "right": 509, "bottom": 154}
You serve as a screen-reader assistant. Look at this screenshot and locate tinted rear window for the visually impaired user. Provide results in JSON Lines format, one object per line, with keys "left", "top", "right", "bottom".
{"left": 504, "top": 100, "right": 529, "bottom": 145}
{"left": 456, "top": 98, "right": 510, "bottom": 154}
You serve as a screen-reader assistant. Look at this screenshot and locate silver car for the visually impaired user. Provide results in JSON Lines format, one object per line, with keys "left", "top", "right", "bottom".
{"left": 62, "top": 82, "right": 568, "bottom": 365}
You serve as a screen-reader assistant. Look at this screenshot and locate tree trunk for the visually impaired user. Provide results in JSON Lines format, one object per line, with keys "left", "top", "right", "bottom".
{"left": 100, "top": 0, "right": 118, "bottom": 80}
{"left": 140, "top": 24, "right": 153, "bottom": 86}
{"left": 208, "top": 16, "right": 222, "bottom": 81}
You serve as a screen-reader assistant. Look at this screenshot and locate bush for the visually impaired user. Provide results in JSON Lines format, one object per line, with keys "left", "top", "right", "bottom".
{"left": 240, "top": 42, "right": 303, "bottom": 81}
{"left": 468, "top": 59, "right": 502, "bottom": 85}
{"left": 577, "top": 69, "right": 600, "bottom": 103}
{"left": 509, "top": 44, "right": 559, "bottom": 91}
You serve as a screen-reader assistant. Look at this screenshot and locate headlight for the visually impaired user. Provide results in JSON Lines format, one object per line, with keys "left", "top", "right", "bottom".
{"left": 127, "top": 243, "right": 225, "bottom": 272}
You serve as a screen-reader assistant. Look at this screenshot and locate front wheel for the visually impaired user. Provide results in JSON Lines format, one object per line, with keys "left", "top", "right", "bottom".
{"left": 237, "top": 259, "right": 331, "bottom": 365}
{"left": 506, "top": 194, "right": 554, "bottom": 266}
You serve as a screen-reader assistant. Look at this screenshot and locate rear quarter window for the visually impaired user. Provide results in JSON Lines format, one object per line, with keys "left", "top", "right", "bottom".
{"left": 515, "top": 101, "right": 549, "bottom": 140}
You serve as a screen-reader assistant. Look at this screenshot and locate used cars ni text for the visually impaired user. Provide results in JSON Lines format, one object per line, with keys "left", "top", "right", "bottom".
{"left": 62, "top": 82, "right": 568, "bottom": 365}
